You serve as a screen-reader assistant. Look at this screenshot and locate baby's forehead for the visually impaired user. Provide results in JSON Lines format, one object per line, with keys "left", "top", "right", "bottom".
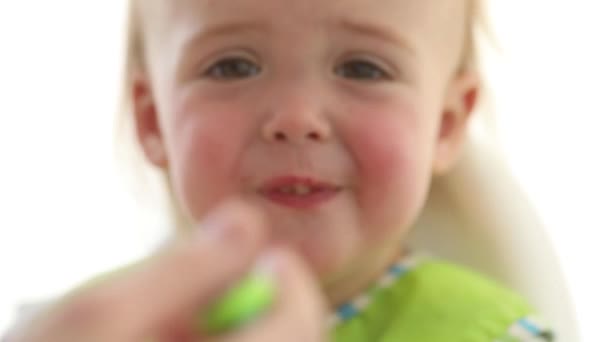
{"left": 144, "top": 0, "right": 466, "bottom": 38}
{"left": 140, "top": 0, "right": 467, "bottom": 70}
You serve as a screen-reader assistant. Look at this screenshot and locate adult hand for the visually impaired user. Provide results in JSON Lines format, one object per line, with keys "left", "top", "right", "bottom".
{"left": 9, "top": 201, "right": 327, "bottom": 342}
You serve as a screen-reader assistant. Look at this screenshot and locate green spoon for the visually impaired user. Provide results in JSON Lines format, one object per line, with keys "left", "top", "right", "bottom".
{"left": 198, "top": 273, "right": 275, "bottom": 334}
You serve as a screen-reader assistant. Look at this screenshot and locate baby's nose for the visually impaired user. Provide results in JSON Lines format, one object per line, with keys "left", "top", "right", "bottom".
{"left": 267, "top": 127, "right": 325, "bottom": 143}
{"left": 261, "top": 101, "right": 331, "bottom": 144}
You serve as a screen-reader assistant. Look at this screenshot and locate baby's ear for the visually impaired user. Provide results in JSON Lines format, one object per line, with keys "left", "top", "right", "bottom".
{"left": 132, "top": 72, "right": 168, "bottom": 169}
{"left": 433, "top": 70, "right": 479, "bottom": 174}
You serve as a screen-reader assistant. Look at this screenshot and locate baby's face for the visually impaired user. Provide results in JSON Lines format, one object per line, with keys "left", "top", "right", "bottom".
{"left": 134, "top": 0, "right": 477, "bottom": 293}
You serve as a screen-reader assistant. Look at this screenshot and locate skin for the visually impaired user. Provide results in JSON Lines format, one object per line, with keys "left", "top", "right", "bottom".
{"left": 134, "top": 0, "right": 478, "bottom": 306}
{"left": 10, "top": 202, "right": 326, "bottom": 341}
{"left": 11, "top": 1, "right": 478, "bottom": 341}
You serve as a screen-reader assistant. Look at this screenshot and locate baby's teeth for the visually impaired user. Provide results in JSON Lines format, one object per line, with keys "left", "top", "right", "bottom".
{"left": 294, "top": 184, "right": 311, "bottom": 195}
{"left": 276, "top": 185, "right": 312, "bottom": 195}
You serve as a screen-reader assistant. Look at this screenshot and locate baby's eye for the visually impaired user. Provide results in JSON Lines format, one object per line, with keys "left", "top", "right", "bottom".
{"left": 203, "top": 57, "right": 261, "bottom": 80}
{"left": 335, "top": 59, "right": 391, "bottom": 81}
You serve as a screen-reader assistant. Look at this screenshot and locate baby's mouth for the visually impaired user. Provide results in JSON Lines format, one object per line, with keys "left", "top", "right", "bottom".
{"left": 258, "top": 175, "right": 342, "bottom": 209}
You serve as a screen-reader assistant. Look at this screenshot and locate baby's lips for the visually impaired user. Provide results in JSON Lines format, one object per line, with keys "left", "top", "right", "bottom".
{"left": 259, "top": 175, "right": 340, "bottom": 193}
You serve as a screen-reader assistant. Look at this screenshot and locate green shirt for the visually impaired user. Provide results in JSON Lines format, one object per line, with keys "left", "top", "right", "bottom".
{"left": 332, "top": 259, "right": 554, "bottom": 342}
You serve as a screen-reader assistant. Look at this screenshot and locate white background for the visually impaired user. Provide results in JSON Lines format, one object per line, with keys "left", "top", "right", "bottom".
{"left": 0, "top": 1, "right": 606, "bottom": 340}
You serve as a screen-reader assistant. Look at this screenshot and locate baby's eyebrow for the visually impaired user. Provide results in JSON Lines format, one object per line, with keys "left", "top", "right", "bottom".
{"left": 174, "top": 19, "right": 269, "bottom": 76}
{"left": 181, "top": 17, "right": 415, "bottom": 56}
{"left": 198, "top": 20, "right": 271, "bottom": 40}
{"left": 332, "top": 18, "right": 416, "bottom": 55}
{"left": 181, "top": 19, "right": 271, "bottom": 53}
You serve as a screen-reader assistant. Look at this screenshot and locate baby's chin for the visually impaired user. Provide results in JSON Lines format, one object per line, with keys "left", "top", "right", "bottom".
{"left": 265, "top": 227, "right": 360, "bottom": 282}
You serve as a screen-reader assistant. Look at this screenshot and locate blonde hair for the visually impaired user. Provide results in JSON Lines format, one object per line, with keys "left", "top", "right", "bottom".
{"left": 115, "top": 0, "right": 488, "bottom": 232}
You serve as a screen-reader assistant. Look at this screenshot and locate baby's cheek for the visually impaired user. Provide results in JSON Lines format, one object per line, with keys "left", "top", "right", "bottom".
{"left": 168, "top": 112, "right": 247, "bottom": 222}
{"left": 350, "top": 117, "right": 418, "bottom": 184}
{"left": 345, "top": 113, "right": 432, "bottom": 237}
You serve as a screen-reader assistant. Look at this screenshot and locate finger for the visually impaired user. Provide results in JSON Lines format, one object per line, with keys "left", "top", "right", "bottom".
{"left": 16, "top": 200, "right": 268, "bottom": 342}
{"left": 215, "top": 248, "right": 328, "bottom": 342}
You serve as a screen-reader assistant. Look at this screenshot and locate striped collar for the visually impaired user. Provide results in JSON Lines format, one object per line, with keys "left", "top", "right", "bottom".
{"left": 327, "top": 252, "right": 423, "bottom": 328}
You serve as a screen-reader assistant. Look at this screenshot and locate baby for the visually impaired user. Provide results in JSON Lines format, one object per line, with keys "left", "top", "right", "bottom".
{"left": 9, "top": 0, "right": 555, "bottom": 341}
